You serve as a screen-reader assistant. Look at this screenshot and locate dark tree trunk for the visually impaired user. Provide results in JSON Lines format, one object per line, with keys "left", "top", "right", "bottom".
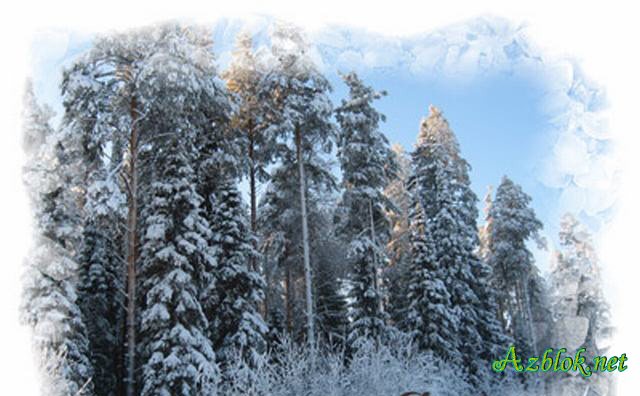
{"left": 125, "top": 94, "right": 139, "bottom": 396}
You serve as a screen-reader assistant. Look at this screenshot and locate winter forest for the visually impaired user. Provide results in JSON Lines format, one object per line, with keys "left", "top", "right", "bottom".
{"left": 20, "top": 22, "right": 614, "bottom": 396}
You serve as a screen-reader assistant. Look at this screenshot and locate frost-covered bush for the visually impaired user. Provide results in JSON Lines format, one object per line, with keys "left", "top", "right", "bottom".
{"left": 220, "top": 334, "right": 532, "bottom": 396}
{"left": 35, "top": 348, "right": 92, "bottom": 396}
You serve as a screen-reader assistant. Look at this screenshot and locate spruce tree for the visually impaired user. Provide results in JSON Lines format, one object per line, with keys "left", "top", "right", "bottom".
{"left": 484, "top": 176, "right": 548, "bottom": 358}
{"left": 258, "top": 158, "right": 304, "bottom": 340}
{"left": 137, "top": 133, "right": 218, "bottom": 395}
{"left": 407, "top": 105, "right": 464, "bottom": 366}
{"left": 313, "top": 211, "right": 349, "bottom": 349}
{"left": 77, "top": 177, "right": 126, "bottom": 396}
{"left": 408, "top": 106, "right": 507, "bottom": 387}
{"left": 59, "top": 24, "right": 229, "bottom": 394}
{"left": 208, "top": 180, "right": 268, "bottom": 377}
{"left": 61, "top": 50, "right": 129, "bottom": 395}
{"left": 334, "top": 72, "right": 394, "bottom": 347}
{"left": 404, "top": 199, "right": 457, "bottom": 359}
{"left": 21, "top": 82, "right": 94, "bottom": 395}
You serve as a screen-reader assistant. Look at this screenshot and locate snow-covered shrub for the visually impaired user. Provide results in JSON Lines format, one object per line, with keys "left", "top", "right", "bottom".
{"left": 219, "top": 334, "right": 534, "bottom": 396}
{"left": 35, "top": 347, "right": 92, "bottom": 396}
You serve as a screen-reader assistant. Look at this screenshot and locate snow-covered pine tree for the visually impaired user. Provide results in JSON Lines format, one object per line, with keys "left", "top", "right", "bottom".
{"left": 408, "top": 106, "right": 507, "bottom": 388}
{"left": 383, "top": 144, "right": 412, "bottom": 328}
{"left": 258, "top": 149, "right": 337, "bottom": 344}
{"left": 476, "top": 184, "right": 516, "bottom": 360}
{"left": 61, "top": 52, "right": 130, "bottom": 395}
{"left": 61, "top": 24, "right": 229, "bottom": 394}
{"left": 207, "top": 180, "right": 268, "bottom": 379}
{"left": 258, "top": 160, "right": 302, "bottom": 341}
{"left": 261, "top": 23, "right": 335, "bottom": 346}
{"left": 62, "top": 28, "right": 157, "bottom": 394}
{"left": 190, "top": 56, "right": 268, "bottom": 384}
{"left": 21, "top": 82, "right": 94, "bottom": 395}
{"left": 484, "top": 176, "right": 548, "bottom": 358}
{"left": 223, "top": 33, "right": 278, "bottom": 275}
{"left": 133, "top": 25, "right": 231, "bottom": 396}
{"left": 406, "top": 106, "right": 462, "bottom": 366}
{"left": 334, "top": 71, "right": 395, "bottom": 348}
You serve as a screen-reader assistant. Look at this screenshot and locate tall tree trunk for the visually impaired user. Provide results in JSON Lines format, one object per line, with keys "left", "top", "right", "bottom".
{"left": 116, "top": 296, "right": 127, "bottom": 396}
{"left": 496, "top": 299, "right": 507, "bottom": 334}
{"left": 248, "top": 125, "right": 267, "bottom": 318}
{"left": 125, "top": 95, "right": 139, "bottom": 396}
{"left": 115, "top": 225, "right": 127, "bottom": 396}
{"left": 285, "top": 264, "right": 293, "bottom": 334}
{"left": 497, "top": 260, "right": 510, "bottom": 334}
{"left": 368, "top": 199, "right": 382, "bottom": 315}
{"left": 295, "top": 125, "right": 315, "bottom": 347}
{"left": 369, "top": 199, "right": 384, "bottom": 346}
{"left": 520, "top": 273, "right": 540, "bottom": 389}
{"left": 521, "top": 274, "right": 538, "bottom": 356}
{"left": 248, "top": 124, "right": 258, "bottom": 272}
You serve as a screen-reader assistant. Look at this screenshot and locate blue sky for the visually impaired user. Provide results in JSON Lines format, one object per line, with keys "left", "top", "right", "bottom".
{"left": 328, "top": 69, "right": 557, "bottom": 220}
{"left": 30, "top": 17, "right": 614, "bottom": 272}
{"left": 326, "top": 68, "right": 557, "bottom": 270}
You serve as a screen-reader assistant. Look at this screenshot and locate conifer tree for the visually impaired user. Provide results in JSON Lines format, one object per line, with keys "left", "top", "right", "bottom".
{"left": 404, "top": 200, "right": 458, "bottom": 359}
{"left": 61, "top": 48, "right": 130, "bottom": 395}
{"left": 21, "top": 82, "right": 94, "bottom": 395}
{"left": 258, "top": 159, "right": 304, "bottom": 340}
{"left": 77, "top": 177, "right": 126, "bottom": 396}
{"left": 334, "top": 72, "right": 394, "bottom": 347}
{"left": 60, "top": 24, "right": 229, "bottom": 394}
{"left": 208, "top": 180, "right": 268, "bottom": 376}
{"left": 134, "top": 25, "right": 227, "bottom": 395}
{"left": 137, "top": 133, "right": 219, "bottom": 395}
{"left": 383, "top": 144, "right": 412, "bottom": 327}
{"left": 407, "top": 106, "right": 464, "bottom": 366}
{"left": 484, "top": 176, "right": 548, "bottom": 358}
{"left": 261, "top": 23, "right": 335, "bottom": 346}
{"left": 258, "top": 150, "right": 337, "bottom": 343}
{"left": 313, "top": 211, "right": 349, "bottom": 349}
{"left": 408, "top": 106, "right": 507, "bottom": 387}
{"left": 223, "top": 33, "right": 278, "bottom": 274}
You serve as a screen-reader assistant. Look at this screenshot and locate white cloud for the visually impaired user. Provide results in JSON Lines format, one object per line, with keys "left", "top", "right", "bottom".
{"left": 29, "top": 14, "right": 619, "bottom": 238}
{"left": 309, "top": 17, "right": 618, "bottom": 232}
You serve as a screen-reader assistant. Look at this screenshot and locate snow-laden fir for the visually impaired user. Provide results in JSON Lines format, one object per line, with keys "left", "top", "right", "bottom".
{"left": 20, "top": 21, "right": 614, "bottom": 396}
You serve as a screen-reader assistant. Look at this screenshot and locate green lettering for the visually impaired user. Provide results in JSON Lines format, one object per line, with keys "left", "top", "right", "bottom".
{"left": 526, "top": 357, "right": 539, "bottom": 372}
{"left": 606, "top": 356, "right": 619, "bottom": 372}
{"left": 593, "top": 356, "right": 608, "bottom": 372}
{"left": 493, "top": 345, "right": 523, "bottom": 372}
{"left": 541, "top": 348, "right": 553, "bottom": 372}
{"left": 553, "top": 348, "right": 567, "bottom": 372}
{"left": 560, "top": 356, "right": 573, "bottom": 372}
{"left": 573, "top": 348, "right": 592, "bottom": 378}
{"left": 618, "top": 353, "right": 628, "bottom": 372}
